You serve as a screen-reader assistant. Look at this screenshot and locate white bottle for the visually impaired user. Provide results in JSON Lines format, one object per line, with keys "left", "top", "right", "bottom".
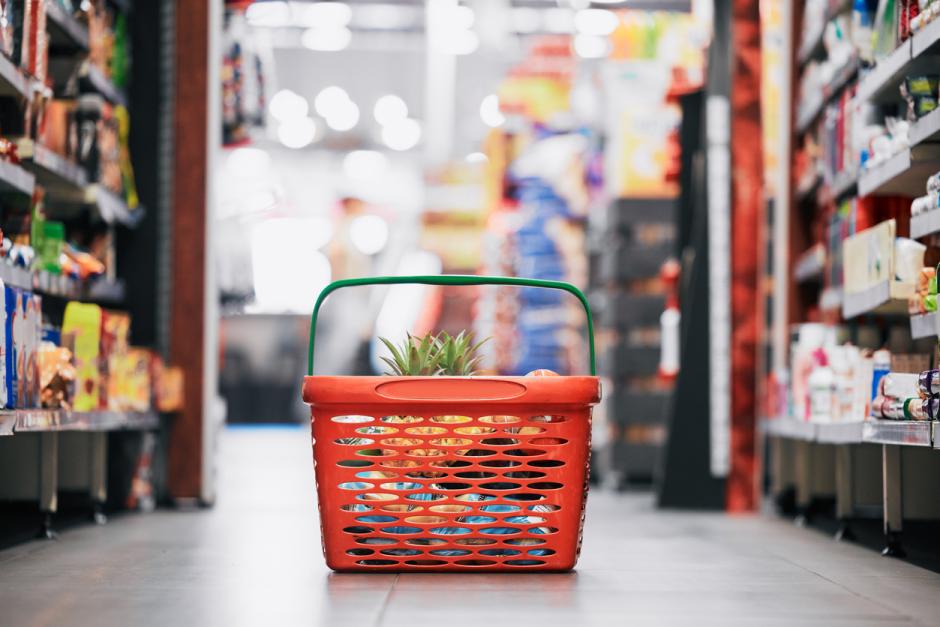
{"left": 808, "top": 348, "right": 834, "bottom": 423}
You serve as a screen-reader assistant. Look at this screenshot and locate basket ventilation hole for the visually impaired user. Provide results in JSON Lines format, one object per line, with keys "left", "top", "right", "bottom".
{"left": 429, "top": 504, "right": 472, "bottom": 513}
{"left": 381, "top": 416, "right": 423, "bottom": 424}
{"left": 479, "top": 482, "right": 521, "bottom": 490}
{"left": 340, "top": 504, "right": 373, "bottom": 512}
{"left": 455, "top": 559, "right": 497, "bottom": 566}
{"left": 505, "top": 559, "right": 546, "bottom": 566}
{"left": 381, "top": 548, "right": 422, "bottom": 557}
{"left": 429, "top": 415, "right": 472, "bottom": 424}
{"left": 346, "top": 548, "right": 374, "bottom": 556}
{"left": 356, "top": 559, "right": 397, "bottom": 566}
{"left": 479, "top": 416, "right": 520, "bottom": 424}
{"left": 337, "top": 459, "right": 373, "bottom": 468}
{"left": 380, "top": 526, "right": 422, "bottom": 534}
{"left": 430, "top": 438, "right": 473, "bottom": 446}
{"left": 504, "top": 471, "right": 546, "bottom": 479}
{"left": 454, "top": 471, "right": 497, "bottom": 479}
{"left": 356, "top": 426, "right": 397, "bottom": 435}
{"left": 529, "top": 437, "right": 568, "bottom": 445}
{"left": 335, "top": 438, "right": 373, "bottom": 446}
{"left": 529, "top": 415, "right": 566, "bottom": 423}
{"left": 405, "top": 538, "right": 446, "bottom": 546}
{"left": 331, "top": 415, "right": 374, "bottom": 423}
{"left": 455, "top": 426, "right": 497, "bottom": 435}
{"left": 405, "top": 426, "right": 448, "bottom": 435}
{"left": 480, "top": 438, "right": 520, "bottom": 446}
{"left": 429, "top": 459, "right": 472, "bottom": 469}
{"left": 455, "top": 538, "right": 495, "bottom": 546}
{"left": 528, "top": 459, "right": 565, "bottom": 468}
{"left": 480, "top": 459, "right": 521, "bottom": 468}
{"left": 405, "top": 559, "right": 447, "bottom": 566}
{"left": 504, "top": 449, "right": 546, "bottom": 457}
{"left": 338, "top": 482, "right": 373, "bottom": 490}
{"left": 356, "top": 493, "right": 397, "bottom": 502}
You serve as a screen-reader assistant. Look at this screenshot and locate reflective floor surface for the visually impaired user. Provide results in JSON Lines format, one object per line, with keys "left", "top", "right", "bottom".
{"left": 2, "top": 426, "right": 939, "bottom": 626}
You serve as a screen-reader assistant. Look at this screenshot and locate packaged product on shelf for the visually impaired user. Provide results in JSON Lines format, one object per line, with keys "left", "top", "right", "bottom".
{"left": 918, "top": 368, "right": 940, "bottom": 397}
{"left": 38, "top": 340, "right": 74, "bottom": 409}
{"left": 124, "top": 348, "right": 152, "bottom": 412}
{"left": 62, "top": 302, "right": 102, "bottom": 412}
{"left": 13, "top": 0, "right": 34, "bottom": 71}
{"left": 871, "top": 348, "right": 891, "bottom": 401}
{"left": 0, "top": 1, "right": 15, "bottom": 58}
{"left": 0, "top": 278, "right": 5, "bottom": 408}
{"left": 894, "top": 238, "right": 926, "bottom": 284}
{"left": 155, "top": 364, "right": 184, "bottom": 413}
{"left": 882, "top": 372, "right": 920, "bottom": 399}
{"left": 900, "top": 75, "right": 938, "bottom": 121}
{"left": 902, "top": 397, "right": 926, "bottom": 420}
{"left": 924, "top": 395, "right": 940, "bottom": 420}
{"left": 100, "top": 309, "right": 130, "bottom": 410}
{"left": 26, "top": 0, "right": 46, "bottom": 82}
{"left": 807, "top": 348, "right": 834, "bottom": 423}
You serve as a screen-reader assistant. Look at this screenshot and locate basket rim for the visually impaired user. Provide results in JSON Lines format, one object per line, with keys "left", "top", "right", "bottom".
{"left": 303, "top": 375, "right": 601, "bottom": 406}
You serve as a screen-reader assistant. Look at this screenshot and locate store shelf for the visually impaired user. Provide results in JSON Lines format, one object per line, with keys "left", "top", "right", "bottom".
{"left": 912, "top": 13, "right": 940, "bottom": 57}
{"left": 910, "top": 311, "right": 939, "bottom": 339}
{"left": 842, "top": 280, "right": 911, "bottom": 319}
{"left": 0, "top": 51, "right": 29, "bottom": 100}
{"left": 5, "top": 408, "right": 159, "bottom": 433}
{"left": 910, "top": 207, "right": 940, "bottom": 239}
{"left": 816, "top": 421, "right": 865, "bottom": 444}
{"left": 17, "top": 138, "right": 87, "bottom": 194}
{"left": 608, "top": 198, "right": 676, "bottom": 229}
{"left": 858, "top": 147, "right": 940, "bottom": 198}
{"left": 830, "top": 169, "right": 858, "bottom": 200}
{"left": 797, "top": 26, "right": 825, "bottom": 67}
{"left": 796, "top": 56, "right": 858, "bottom": 135}
{"left": 0, "top": 158, "right": 36, "bottom": 197}
{"left": 820, "top": 286, "right": 843, "bottom": 311}
{"left": 762, "top": 418, "right": 817, "bottom": 441}
{"left": 45, "top": 0, "right": 90, "bottom": 52}
{"left": 862, "top": 419, "right": 933, "bottom": 447}
{"left": 0, "top": 262, "right": 125, "bottom": 303}
{"left": 794, "top": 244, "right": 825, "bottom": 283}
{"left": 909, "top": 106, "right": 940, "bottom": 147}
{"left": 79, "top": 62, "right": 127, "bottom": 107}
{"left": 0, "top": 411, "right": 14, "bottom": 435}
{"left": 85, "top": 185, "right": 142, "bottom": 227}
{"left": 856, "top": 39, "right": 912, "bottom": 104}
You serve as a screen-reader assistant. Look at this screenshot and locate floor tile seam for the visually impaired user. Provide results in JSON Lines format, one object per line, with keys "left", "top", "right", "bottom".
{"left": 775, "top": 553, "right": 921, "bottom": 622}
{"left": 374, "top": 573, "right": 400, "bottom": 626}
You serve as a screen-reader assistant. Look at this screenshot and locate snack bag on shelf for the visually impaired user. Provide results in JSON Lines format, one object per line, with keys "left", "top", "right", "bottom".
{"left": 100, "top": 309, "right": 130, "bottom": 410}
{"left": 62, "top": 302, "right": 102, "bottom": 412}
{"left": 38, "top": 341, "right": 74, "bottom": 409}
{"left": 155, "top": 364, "right": 184, "bottom": 413}
{"left": 21, "top": 291, "right": 41, "bottom": 407}
{"left": 124, "top": 348, "right": 152, "bottom": 412}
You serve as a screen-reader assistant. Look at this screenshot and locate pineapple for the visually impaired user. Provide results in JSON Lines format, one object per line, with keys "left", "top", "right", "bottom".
{"left": 378, "top": 330, "right": 489, "bottom": 377}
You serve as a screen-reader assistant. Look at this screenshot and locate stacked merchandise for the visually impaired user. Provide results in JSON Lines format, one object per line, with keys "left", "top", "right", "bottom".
{"left": 475, "top": 37, "right": 589, "bottom": 378}
{"left": 221, "top": 6, "right": 268, "bottom": 147}
{"left": 872, "top": 369, "right": 936, "bottom": 420}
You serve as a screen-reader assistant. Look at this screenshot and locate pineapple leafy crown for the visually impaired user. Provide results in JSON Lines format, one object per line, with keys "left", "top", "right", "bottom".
{"left": 379, "top": 330, "right": 489, "bottom": 376}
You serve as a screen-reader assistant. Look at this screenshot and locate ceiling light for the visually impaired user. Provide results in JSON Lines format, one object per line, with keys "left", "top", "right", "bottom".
{"left": 269, "top": 89, "right": 309, "bottom": 122}
{"left": 349, "top": 215, "right": 389, "bottom": 255}
{"left": 292, "top": 2, "right": 352, "bottom": 28}
{"left": 343, "top": 150, "right": 389, "bottom": 181}
{"left": 543, "top": 8, "right": 574, "bottom": 34}
{"left": 314, "top": 86, "right": 351, "bottom": 118}
{"left": 373, "top": 95, "right": 408, "bottom": 125}
{"left": 326, "top": 100, "right": 360, "bottom": 131}
{"left": 245, "top": 1, "right": 289, "bottom": 27}
{"left": 277, "top": 116, "right": 318, "bottom": 149}
{"left": 573, "top": 33, "right": 610, "bottom": 59}
{"left": 381, "top": 118, "right": 421, "bottom": 151}
{"left": 352, "top": 4, "right": 421, "bottom": 30}
{"left": 510, "top": 8, "right": 542, "bottom": 34}
{"left": 301, "top": 26, "right": 352, "bottom": 52}
{"left": 480, "top": 94, "right": 505, "bottom": 128}
{"left": 574, "top": 9, "right": 619, "bottom": 36}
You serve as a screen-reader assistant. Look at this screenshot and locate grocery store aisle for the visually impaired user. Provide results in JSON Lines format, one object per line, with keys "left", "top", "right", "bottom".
{"left": 2, "top": 427, "right": 939, "bottom": 626}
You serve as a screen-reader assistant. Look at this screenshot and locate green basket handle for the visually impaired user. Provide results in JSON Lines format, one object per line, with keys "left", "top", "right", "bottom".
{"left": 308, "top": 275, "right": 596, "bottom": 376}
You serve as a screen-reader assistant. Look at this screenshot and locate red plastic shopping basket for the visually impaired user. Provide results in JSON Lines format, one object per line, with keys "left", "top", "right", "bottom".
{"left": 303, "top": 275, "right": 601, "bottom": 572}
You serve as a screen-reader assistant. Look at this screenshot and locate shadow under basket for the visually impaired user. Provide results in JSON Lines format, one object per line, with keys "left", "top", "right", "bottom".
{"left": 303, "top": 375, "right": 600, "bottom": 572}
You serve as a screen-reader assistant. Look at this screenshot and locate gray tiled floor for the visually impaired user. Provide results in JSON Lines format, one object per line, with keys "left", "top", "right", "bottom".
{"left": 1, "top": 426, "right": 939, "bottom": 626}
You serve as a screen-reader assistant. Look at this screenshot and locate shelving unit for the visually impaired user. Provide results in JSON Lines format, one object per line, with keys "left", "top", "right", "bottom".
{"left": 596, "top": 197, "right": 676, "bottom": 485}
{"left": 0, "top": 1, "right": 177, "bottom": 541}
{"left": 766, "top": 3, "right": 940, "bottom": 559}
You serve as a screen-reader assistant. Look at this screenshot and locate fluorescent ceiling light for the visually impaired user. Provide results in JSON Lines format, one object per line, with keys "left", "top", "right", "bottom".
{"left": 301, "top": 26, "right": 352, "bottom": 51}
{"left": 277, "top": 116, "right": 318, "bottom": 148}
{"left": 480, "top": 94, "right": 505, "bottom": 128}
{"left": 292, "top": 2, "right": 352, "bottom": 28}
{"left": 373, "top": 95, "right": 408, "bottom": 126}
{"left": 269, "top": 89, "right": 309, "bottom": 122}
{"left": 574, "top": 9, "right": 619, "bottom": 36}
{"left": 381, "top": 118, "right": 422, "bottom": 151}
{"left": 573, "top": 33, "right": 610, "bottom": 59}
